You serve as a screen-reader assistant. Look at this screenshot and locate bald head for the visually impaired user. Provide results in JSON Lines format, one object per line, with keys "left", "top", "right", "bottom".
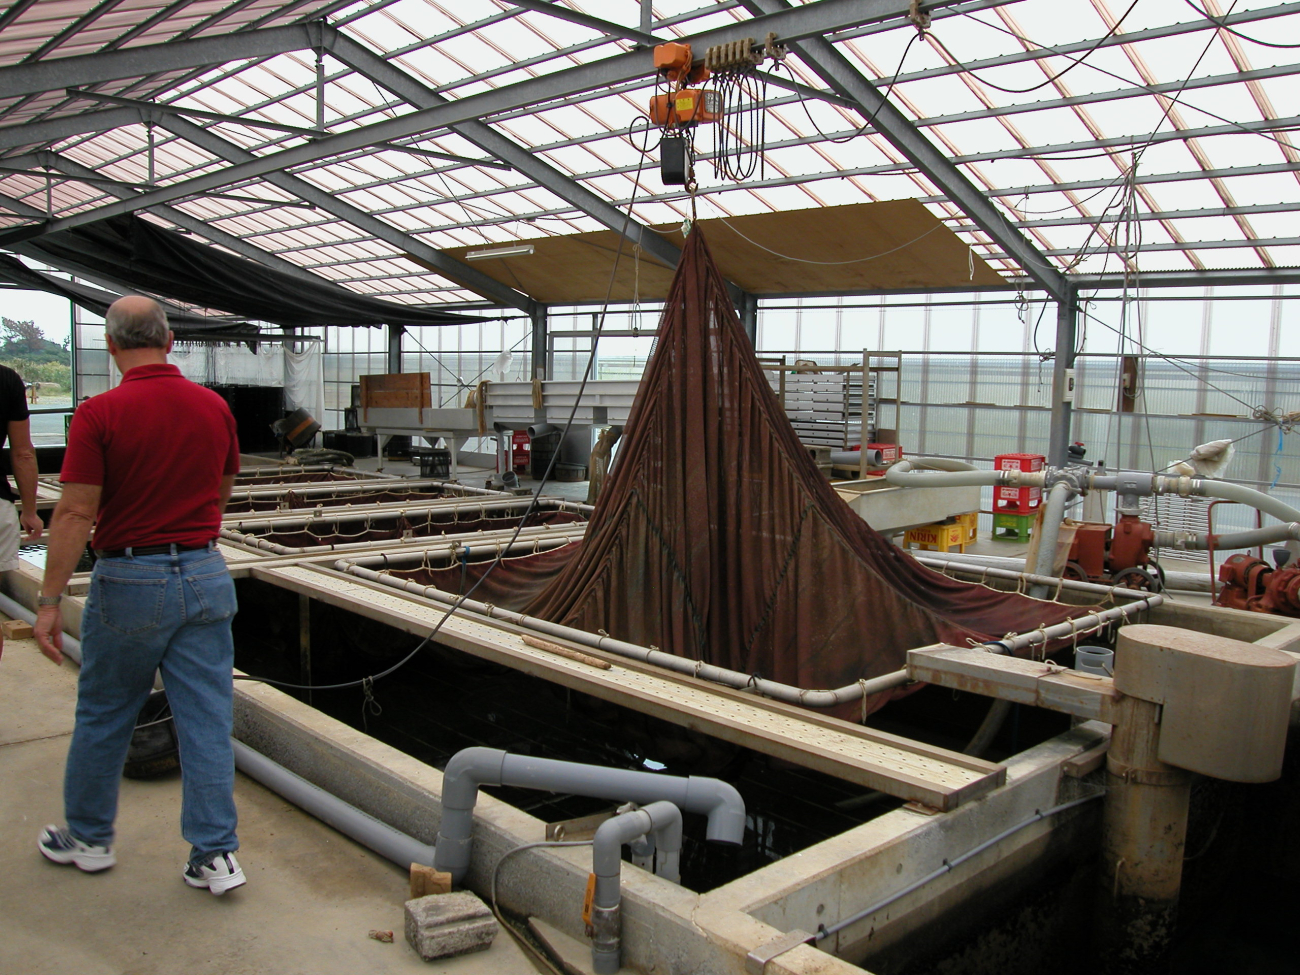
{"left": 105, "top": 296, "right": 169, "bottom": 350}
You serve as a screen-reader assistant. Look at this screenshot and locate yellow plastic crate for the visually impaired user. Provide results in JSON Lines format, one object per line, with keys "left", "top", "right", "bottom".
{"left": 905, "top": 521, "right": 968, "bottom": 553}
{"left": 955, "top": 511, "right": 978, "bottom": 542}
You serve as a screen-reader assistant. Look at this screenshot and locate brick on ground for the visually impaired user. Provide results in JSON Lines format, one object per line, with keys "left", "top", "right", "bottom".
{"left": 404, "top": 891, "right": 499, "bottom": 962}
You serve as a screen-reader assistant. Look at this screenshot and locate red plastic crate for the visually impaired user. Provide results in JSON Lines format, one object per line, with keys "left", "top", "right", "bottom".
{"left": 994, "top": 452, "right": 1045, "bottom": 473}
{"left": 996, "top": 485, "right": 1042, "bottom": 512}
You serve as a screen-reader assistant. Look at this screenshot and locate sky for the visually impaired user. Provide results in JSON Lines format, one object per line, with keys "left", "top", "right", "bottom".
{"left": 1, "top": 289, "right": 73, "bottom": 345}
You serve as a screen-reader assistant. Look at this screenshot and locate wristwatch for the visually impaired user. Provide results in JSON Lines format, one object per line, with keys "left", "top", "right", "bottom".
{"left": 37, "top": 595, "right": 61, "bottom": 607}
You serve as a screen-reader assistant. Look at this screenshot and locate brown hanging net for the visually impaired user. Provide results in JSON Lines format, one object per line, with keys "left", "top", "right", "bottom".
{"left": 526, "top": 228, "right": 1092, "bottom": 717}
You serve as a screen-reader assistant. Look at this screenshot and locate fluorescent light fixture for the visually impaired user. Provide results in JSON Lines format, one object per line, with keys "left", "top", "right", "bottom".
{"left": 464, "top": 244, "right": 535, "bottom": 260}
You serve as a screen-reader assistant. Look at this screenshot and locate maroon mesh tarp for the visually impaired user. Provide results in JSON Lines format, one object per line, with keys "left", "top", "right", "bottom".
{"left": 527, "top": 229, "right": 1090, "bottom": 716}
{"left": 389, "top": 544, "right": 581, "bottom": 610}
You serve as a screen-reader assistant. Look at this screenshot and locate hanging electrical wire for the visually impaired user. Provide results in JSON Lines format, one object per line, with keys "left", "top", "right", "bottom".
{"left": 929, "top": 0, "right": 1142, "bottom": 95}
{"left": 1182, "top": 0, "right": 1300, "bottom": 49}
{"left": 708, "top": 39, "right": 770, "bottom": 182}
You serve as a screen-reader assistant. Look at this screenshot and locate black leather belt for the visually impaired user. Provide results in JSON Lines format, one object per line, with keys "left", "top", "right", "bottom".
{"left": 95, "top": 542, "right": 214, "bottom": 558}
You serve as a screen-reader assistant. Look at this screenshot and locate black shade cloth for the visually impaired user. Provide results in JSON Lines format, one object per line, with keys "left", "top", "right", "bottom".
{"left": 0, "top": 254, "right": 243, "bottom": 332}
{"left": 12, "top": 214, "right": 474, "bottom": 328}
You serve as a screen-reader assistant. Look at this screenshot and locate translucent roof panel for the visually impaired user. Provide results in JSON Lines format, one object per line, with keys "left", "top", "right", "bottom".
{"left": 1, "top": 0, "right": 1300, "bottom": 310}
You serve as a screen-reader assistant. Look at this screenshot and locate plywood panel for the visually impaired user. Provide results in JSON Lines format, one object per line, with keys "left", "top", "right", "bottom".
{"left": 360, "top": 372, "right": 431, "bottom": 410}
{"left": 418, "top": 201, "right": 1004, "bottom": 303}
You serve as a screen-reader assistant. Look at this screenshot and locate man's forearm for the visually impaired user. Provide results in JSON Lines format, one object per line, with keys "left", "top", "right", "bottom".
{"left": 42, "top": 509, "right": 94, "bottom": 598}
{"left": 11, "top": 447, "right": 38, "bottom": 509}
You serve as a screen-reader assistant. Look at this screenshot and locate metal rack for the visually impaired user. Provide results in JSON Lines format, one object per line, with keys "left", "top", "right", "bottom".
{"left": 761, "top": 352, "right": 902, "bottom": 470}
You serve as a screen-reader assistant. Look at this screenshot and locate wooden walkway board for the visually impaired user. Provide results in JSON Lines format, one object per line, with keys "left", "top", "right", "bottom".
{"left": 258, "top": 565, "right": 1006, "bottom": 811}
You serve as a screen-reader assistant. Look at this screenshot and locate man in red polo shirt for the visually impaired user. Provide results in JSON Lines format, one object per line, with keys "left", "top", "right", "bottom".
{"left": 33, "top": 295, "right": 246, "bottom": 895}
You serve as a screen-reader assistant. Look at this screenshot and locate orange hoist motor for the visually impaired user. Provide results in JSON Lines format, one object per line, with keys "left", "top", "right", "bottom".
{"left": 649, "top": 88, "right": 721, "bottom": 126}
{"left": 650, "top": 43, "right": 716, "bottom": 127}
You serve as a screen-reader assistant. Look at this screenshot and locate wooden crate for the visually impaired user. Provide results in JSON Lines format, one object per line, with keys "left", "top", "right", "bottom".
{"left": 359, "top": 373, "right": 431, "bottom": 410}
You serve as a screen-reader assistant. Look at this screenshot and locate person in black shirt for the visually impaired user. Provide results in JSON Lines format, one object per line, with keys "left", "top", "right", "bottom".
{"left": 0, "top": 364, "right": 44, "bottom": 633}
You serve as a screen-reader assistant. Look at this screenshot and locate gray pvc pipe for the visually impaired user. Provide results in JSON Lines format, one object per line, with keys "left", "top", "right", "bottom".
{"left": 433, "top": 747, "right": 743, "bottom": 885}
{"left": 591, "top": 801, "right": 682, "bottom": 975}
{"left": 0, "top": 591, "right": 81, "bottom": 665}
{"left": 1155, "top": 521, "right": 1300, "bottom": 552}
{"left": 1029, "top": 482, "right": 1075, "bottom": 599}
{"left": 0, "top": 591, "right": 433, "bottom": 872}
{"left": 527, "top": 422, "right": 560, "bottom": 439}
{"left": 231, "top": 740, "right": 435, "bottom": 869}
{"left": 340, "top": 562, "right": 911, "bottom": 708}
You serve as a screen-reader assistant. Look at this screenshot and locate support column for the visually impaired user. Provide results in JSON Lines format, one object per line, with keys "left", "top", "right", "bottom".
{"left": 1047, "top": 288, "right": 1078, "bottom": 468}
{"left": 530, "top": 302, "right": 548, "bottom": 382}
{"left": 1098, "top": 695, "right": 1192, "bottom": 974}
{"left": 387, "top": 323, "right": 404, "bottom": 374}
{"left": 737, "top": 292, "right": 758, "bottom": 345}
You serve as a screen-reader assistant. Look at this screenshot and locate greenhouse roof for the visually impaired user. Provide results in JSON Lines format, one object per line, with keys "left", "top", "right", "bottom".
{"left": 1, "top": 0, "right": 1298, "bottom": 311}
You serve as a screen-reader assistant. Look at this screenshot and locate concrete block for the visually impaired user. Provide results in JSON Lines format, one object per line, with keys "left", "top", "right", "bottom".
{"left": 404, "top": 891, "right": 499, "bottom": 962}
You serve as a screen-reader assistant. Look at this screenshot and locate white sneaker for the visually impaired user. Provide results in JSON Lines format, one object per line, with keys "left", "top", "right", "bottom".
{"left": 182, "top": 852, "right": 246, "bottom": 895}
{"left": 37, "top": 824, "right": 116, "bottom": 873}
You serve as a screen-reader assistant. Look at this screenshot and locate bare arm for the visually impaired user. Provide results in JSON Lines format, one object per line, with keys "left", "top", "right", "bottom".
{"left": 7, "top": 419, "right": 42, "bottom": 539}
{"left": 218, "top": 473, "right": 235, "bottom": 515}
{"left": 33, "top": 482, "right": 101, "bottom": 665}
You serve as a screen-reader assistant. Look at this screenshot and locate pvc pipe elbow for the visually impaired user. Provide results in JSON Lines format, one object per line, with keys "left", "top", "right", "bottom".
{"left": 593, "top": 809, "right": 654, "bottom": 887}
{"left": 686, "top": 777, "right": 746, "bottom": 845}
{"left": 442, "top": 746, "right": 507, "bottom": 811}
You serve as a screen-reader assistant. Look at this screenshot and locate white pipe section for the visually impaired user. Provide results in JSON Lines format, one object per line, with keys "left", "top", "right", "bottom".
{"left": 1029, "top": 482, "right": 1076, "bottom": 599}
{"left": 231, "top": 740, "right": 435, "bottom": 869}
{"left": 339, "top": 561, "right": 913, "bottom": 708}
{"left": 884, "top": 458, "right": 998, "bottom": 488}
{"left": 918, "top": 547, "right": 1220, "bottom": 593}
{"left": 985, "top": 595, "right": 1165, "bottom": 654}
{"left": 591, "top": 801, "right": 683, "bottom": 975}
{"left": 433, "top": 747, "right": 743, "bottom": 885}
{"left": 912, "top": 556, "right": 1156, "bottom": 601}
{"left": 0, "top": 591, "right": 82, "bottom": 664}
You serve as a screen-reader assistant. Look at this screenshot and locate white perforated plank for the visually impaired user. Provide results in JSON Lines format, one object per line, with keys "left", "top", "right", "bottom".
{"left": 257, "top": 566, "right": 1005, "bottom": 810}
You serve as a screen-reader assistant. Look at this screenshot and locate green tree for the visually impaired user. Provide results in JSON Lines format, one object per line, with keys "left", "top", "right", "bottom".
{"left": 2, "top": 317, "right": 44, "bottom": 352}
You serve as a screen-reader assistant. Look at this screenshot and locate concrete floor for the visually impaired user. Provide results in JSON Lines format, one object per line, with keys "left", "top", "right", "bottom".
{"left": 0, "top": 637, "right": 543, "bottom": 975}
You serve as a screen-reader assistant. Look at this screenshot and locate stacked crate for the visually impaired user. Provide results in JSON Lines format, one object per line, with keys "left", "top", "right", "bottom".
{"left": 992, "top": 453, "right": 1045, "bottom": 542}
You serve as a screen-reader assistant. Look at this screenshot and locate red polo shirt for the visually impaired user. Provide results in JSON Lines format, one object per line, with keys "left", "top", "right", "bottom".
{"left": 61, "top": 363, "right": 240, "bottom": 551}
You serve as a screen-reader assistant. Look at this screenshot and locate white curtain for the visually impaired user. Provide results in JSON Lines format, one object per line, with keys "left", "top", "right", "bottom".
{"left": 284, "top": 342, "right": 326, "bottom": 428}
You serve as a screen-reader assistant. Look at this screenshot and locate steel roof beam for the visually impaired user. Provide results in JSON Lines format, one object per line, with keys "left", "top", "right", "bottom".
{"left": 156, "top": 115, "right": 532, "bottom": 311}
{"left": 500, "top": 1, "right": 661, "bottom": 45}
{"left": 0, "top": 107, "right": 144, "bottom": 152}
{"left": 736, "top": 0, "right": 1066, "bottom": 303}
{"left": 325, "top": 30, "right": 686, "bottom": 274}
{"left": 26, "top": 150, "right": 356, "bottom": 289}
{"left": 1070, "top": 267, "right": 1300, "bottom": 290}
{"left": 985, "top": 236, "right": 1300, "bottom": 260}
{"left": 0, "top": 0, "right": 959, "bottom": 241}
{"left": 0, "top": 23, "right": 318, "bottom": 100}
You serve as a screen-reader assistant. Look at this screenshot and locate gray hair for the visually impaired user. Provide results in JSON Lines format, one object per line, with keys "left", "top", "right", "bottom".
{"left": 105, "top": 297, "right": 169, "bottom": 350}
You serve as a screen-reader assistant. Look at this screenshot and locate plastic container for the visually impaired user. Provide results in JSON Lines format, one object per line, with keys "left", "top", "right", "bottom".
{"left": 1074, "top": 646, "right": 1115, "bottom": 677}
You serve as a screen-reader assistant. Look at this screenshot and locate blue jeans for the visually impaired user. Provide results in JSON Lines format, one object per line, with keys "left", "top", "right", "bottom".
{"left": 64, "top": 545, "right": 239, "bottom": 863}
